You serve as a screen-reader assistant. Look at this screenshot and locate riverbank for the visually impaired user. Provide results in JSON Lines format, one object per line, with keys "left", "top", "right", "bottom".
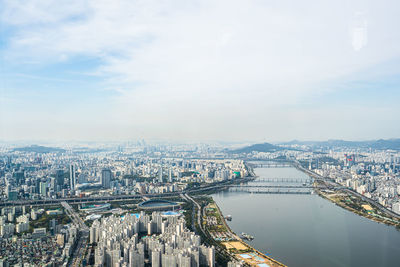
{"left": 294, "top": 164, "right": 400, "bottom": 229}
{"left": 201, "top": 197, "right": 287, "bottom": 267}
{"left": 211, "top": 165, "right": 400, "bottom": 267}
{"left": 316, "top": 186, "right": 400, "bottom": 228}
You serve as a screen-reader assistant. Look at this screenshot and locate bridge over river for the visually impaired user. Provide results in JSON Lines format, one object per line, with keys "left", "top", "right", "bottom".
{"left": 229, "top": 187, "right": 313, "bottom": 194}
{"left": 248, "top": 163, "right": 293, "bottom": 168}
{"left": 230, "top": 185, "right": 313, "bottom": 189}
{"left": 229, "top": 176, "right": 315, "bottom": 194}
{"left": 253, "top": 177, "right": 314, "bottom": 183}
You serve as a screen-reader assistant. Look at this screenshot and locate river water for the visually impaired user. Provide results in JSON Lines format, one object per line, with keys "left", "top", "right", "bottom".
{"left": 212, "top": 167, "right": 400, "bottom": 267}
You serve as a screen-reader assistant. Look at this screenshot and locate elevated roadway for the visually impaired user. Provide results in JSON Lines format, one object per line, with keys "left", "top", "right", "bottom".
{"left": 230, "top": 185, "right": 313, "bottom": 188}
{"left": 293, "top": 161, "right": 400, "bottom": 220}
{"left": 0, "top": 177, "right": 256, "bottom": 208}
{"left": 61, "top": 201, "right": 89, "bottom": 267}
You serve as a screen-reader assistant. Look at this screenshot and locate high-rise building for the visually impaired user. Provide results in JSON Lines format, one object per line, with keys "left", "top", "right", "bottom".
{"left": 7, "top": 190, "right": 18, "bottom": 201}
{"left": 40, "top": 182, "right": 47, "bottom": 197}
{"left": 91, "top": 212, "right": 214, "bottom": 267}
{"left": 35, "top": 179, "right": 41, "bottom": 194}
{"left": 49, "top": 219, "right": 57, "bottom": 235}
{"left": 14, "top": 171, "right": 25, "bottom": 185}
{"left": 151, "top": 250, "right": 161, "bottom": 267}
{"left": 55, "top": 169, "right": 64, "bottom": 187}
{"left": 158, "top": 166, "right": 163, "bottom": 183}
{"left": 168, "top": 168, "right": 173, "bottom": 183}
{"left": 101, "top": 169, "right": 112, "bottom": 189}
{"left": 70, "top": 164, "right": 76, "bottom": 191}
{"left": 50, "top": 178, "right": 56, "bottom": 192}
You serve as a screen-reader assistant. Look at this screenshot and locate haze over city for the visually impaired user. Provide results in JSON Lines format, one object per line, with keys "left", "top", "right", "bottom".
{"left": 2, "top": 2, "right": 400, "bottom": 267}
{"left": 1, "top": 0, "right": 400, "bottom": 142}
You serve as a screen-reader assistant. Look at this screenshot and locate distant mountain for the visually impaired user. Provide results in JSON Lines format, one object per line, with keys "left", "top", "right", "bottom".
{"left": 230, "top": 142, "right": 282, "bottom": 153}
{"left": 280, "top": 139, "right": 400, "bottom": 150}
{"left": 13, "top": 145, "right": 66, "bottom": 153}
{"left": 370, "top": 139, "right": 400, "bottom": 150}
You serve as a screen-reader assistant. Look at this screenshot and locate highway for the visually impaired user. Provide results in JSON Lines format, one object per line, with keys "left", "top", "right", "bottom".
{"left": 61, "top": 201, "right": 88, "bottom": 230}
{"left": 0, "top": 194, "right": 145, "bottom": 207}
{"left": 183, "top": 193, "right": 238, "bottom": 265}
{"left": 294, "top": 161, "right": 400, "bottom": 220}
{"left": 341, "top": 188, "right": 400, "bottom": 219}
{"left": 61, "top": 201, "right": 89, "bottom": 267}
{"left": 0, "top": 177, "right": 256, "bottom": 208}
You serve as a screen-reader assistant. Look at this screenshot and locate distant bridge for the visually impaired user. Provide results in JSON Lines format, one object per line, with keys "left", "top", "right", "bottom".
{"left": 248, "top": 163, "right": 292, "bottom": 168}
{"left": 229, "top": 188, "right": 312, "bottom": 194}
{"left": 254, "top": 178, "right": 313, "bottom": 183}
{"left": 230, "top": 185, "right": 313, "bottom": 189}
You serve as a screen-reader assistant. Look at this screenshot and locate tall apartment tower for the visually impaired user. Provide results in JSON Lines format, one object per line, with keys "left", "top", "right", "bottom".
{"left": 158, "top": 166, "right": 163, "bottom": 183}
{"left": 69, "top": 164, "right": 76, "bottom": 191}
{"left": 55, "top": 169, "right": 64, "bottom": 187}
{"left": 168, "top": 168, "right": 173, "bottom": 183}
{"left": 101, "top": 169, "right": 112, "bottom": 189}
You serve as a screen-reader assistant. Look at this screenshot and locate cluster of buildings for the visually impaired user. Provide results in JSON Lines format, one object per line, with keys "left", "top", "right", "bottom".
{"left": 0, "top": 235, "right": 59, "bottom": 266}
{"left": 0, "top": 205, "right": 65, "bottom": 238}
{"left": 309, "top": 151, "right": 400, "bottom": 214}
{"left": 0, "top": 143, "right": 250, "bottom": 266}
{"left": 0, "top": 145, "right": 247, "bottom": 201}
{"left": 0, "top": 205, "right": 79, "bottom": 266}
{"left": 1, "top": 140, "right": 399, "bottom": 266}
{"left": 1, "top": 206, "right": 39, "bottom": 237}
{"left": 90, "top": 211, "right": 215, "bottom": 267}
{"left": 234, "top": 145, "right": 400, "bottom": 215}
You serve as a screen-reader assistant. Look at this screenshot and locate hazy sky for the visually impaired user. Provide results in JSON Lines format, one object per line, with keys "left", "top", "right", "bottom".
{"left": 1, "top": 0, "right": 400, "bottom": 142}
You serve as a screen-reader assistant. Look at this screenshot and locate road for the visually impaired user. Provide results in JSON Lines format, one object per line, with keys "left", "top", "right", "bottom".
{"left": 182, "top": 194, "right": 202, "bottom": 232}
{"left": 61, "top": 201, "right": 88, "bottom": 230}
{"left": 183, "top": 193, "right": 237, "bottom": 266}
{"left": 0, "top": 177, "right": 256, "bottom": 208}
{"left": 294, "top": 161, "right": 400, "bottom": 220}
{"left": 180, "top": 193, "right": 196, "bottom": 231}
{"left": 61, "top": 201, "right": 89, "bottom": 267}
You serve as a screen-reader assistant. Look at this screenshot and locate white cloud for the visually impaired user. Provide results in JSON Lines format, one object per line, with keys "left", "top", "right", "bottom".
{"left": 2, "top": 0, "right": 400, "bottom": 141}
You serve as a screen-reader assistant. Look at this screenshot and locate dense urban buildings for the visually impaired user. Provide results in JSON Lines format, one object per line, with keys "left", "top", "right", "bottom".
{"left": 0, "top": 142, "right": 248, "bottom": 266}
{"left": 0, "top": 140, "right": 400, "bottom": 266}
{"left": 90, "top": 211, "right": 215, "bottom": 266}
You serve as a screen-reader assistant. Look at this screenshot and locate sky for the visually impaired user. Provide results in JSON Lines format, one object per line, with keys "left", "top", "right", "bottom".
{"left": 1, "top": 0, "right": 400, "bottom": 143}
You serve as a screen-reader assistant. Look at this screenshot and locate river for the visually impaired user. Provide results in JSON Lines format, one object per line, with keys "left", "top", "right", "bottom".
{"left": 212, "top": 167, "right": 400, "bottom": 267}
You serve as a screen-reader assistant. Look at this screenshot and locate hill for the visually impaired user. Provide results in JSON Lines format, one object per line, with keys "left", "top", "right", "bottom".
{"left": 230, "top": 142, "right": 282, "bottom": 153}
{"left": 280, "top": 139, "right": 400, "bottom": 150}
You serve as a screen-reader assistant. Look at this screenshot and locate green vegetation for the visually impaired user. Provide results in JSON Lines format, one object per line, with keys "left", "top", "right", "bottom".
{"left": 319, "top": 189, "right": 400, "bottom": 228}
{"left": 111, "top": 200, "right": 140, "bottom": 209}
{"left": 122, "top": 174, "right": 153, "bottom": 182}
{"left": 29, "top": 212, "right": 71, "bottom": 232}
{"left": 193, "top": 196, "right": 233, "bottom": 266}
{"left": 181, "top": 171, "right": 196, "bottom": 177}
{"left": 230, "top": 142, "right": 282, "bottom": 153}
{"left": 186, "top": 181, "right": 201, "bottom": 188}
{"left": 182, "top": 201, "right": 193, "bottom": 232}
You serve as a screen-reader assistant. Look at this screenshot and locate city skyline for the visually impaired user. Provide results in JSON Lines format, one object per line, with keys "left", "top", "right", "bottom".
{"left": 1, "top": 140, "right": 400, "bottom": 266}
{"left": 1, "top": 0, "right": 400, "bottom": 142}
